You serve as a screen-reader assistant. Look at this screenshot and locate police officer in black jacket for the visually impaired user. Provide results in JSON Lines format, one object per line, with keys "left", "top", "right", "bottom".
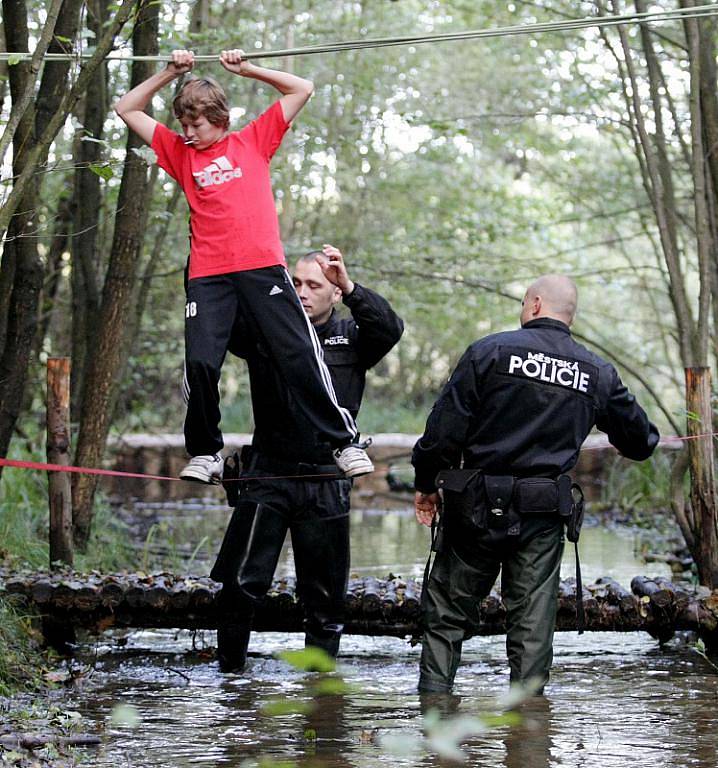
{"left": 412, "top": 274, "right": 659, "bottom": 694}
{"left": 211, "top": 244, "right": 404, "bottom": 672}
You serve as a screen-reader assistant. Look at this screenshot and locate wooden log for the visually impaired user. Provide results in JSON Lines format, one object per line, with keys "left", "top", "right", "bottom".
{"left": 381, "top": 582, "right": 398, "bottom": 617}
{"left": 400, "top": 581, "right": 421, "bottom": 617}
{"left": 345, "top": 578, "right": 362, "bottom": 613}
{"left": 46, "top": 357, "right": 73, "bottom": 568}
{"left": 595, "top": 576, "right": 639, "bottom": 624}
{"left": 361, "top": 577, "right": 382, "bottom": 616}
{"left": 2, "top": 571, "right": 718, "bottom": 644}
{"left": 0, "top": 733, "right": 101, "bottom": 749}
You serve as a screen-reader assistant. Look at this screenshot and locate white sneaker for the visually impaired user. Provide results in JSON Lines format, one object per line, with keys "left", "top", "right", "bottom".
{"left": 180, "top": 454, "right": 224, "bottom": 484}
{"left": 333, "top": 445, "right": 374, "bottom": 478}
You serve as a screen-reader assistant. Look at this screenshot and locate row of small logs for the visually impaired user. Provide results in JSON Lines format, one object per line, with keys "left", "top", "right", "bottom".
{"left": 1, "top": 571, "right": 717, "bottom": 646}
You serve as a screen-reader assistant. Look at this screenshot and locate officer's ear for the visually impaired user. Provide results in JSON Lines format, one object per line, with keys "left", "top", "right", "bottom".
{"left": 331, "top": 286, "right": 342, "bottom": 305}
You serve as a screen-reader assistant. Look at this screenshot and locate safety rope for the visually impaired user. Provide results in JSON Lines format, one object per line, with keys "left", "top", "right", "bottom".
{"left": 0, "top": 456, "right": 340, "bottom": 483}
{"left": 0, "top": 431, "right": 714, "bottom": 483}
{"left": 1, "top": 5, "right": 717, "bottom": 64}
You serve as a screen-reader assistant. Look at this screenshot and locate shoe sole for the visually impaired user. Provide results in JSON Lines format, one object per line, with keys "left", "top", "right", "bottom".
{"left": 179, "top": 469, "right": 222, "bottom": 484}
{"left": 340, "top": 463, "right": 375, "bottom": 479}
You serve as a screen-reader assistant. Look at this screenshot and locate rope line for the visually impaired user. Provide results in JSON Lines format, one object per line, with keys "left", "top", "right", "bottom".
{"left": 1, "top": 5, "right": 717, "bottom": 64}
{"left": 0, "top": 432, "right": 714, "bottom": 483}
{"left": 0, "top": 456, "right": 340, "bottom": 483}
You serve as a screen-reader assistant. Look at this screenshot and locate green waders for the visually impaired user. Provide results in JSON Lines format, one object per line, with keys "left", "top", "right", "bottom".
{"left": 419, "top": 514, "right": 564, "bottom": 694}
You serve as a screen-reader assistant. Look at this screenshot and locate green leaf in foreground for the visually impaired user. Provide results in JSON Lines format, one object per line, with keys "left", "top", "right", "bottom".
{"left": 109, "top": 703, "right": 141, "bottom": 727}
{"left": 310, "top": 675, "right": 355, "bottom": 696}
{"left": 277, "top": 647, "right": 336, "bottom": 673}
{"left": 260, "top": 698, "right": 313, "bottom": 717}
{"left": 89, "top": 163, "right": 113, "bottom": 181}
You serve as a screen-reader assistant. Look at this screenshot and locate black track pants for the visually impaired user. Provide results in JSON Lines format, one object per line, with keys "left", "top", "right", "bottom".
{"left": 210, "top": 474, "right": 352, "bottom": 658}
{"left": 183, "top": 265, "right": 357, "bottom": 456}
{"left": 419, "top": 515, "right": 564, "bottom": 693}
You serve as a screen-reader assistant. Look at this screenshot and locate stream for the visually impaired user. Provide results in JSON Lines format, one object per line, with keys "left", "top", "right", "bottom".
{"left": 66, "top": 498, "right": 717, "bottom": 767}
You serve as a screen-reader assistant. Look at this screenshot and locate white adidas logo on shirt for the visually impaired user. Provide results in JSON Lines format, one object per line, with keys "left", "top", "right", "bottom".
{"left": 269, "top": 285, "right": 283, "bottom": 296}
{"left": 193, "top": 156, "right": 243, "bottom": 188}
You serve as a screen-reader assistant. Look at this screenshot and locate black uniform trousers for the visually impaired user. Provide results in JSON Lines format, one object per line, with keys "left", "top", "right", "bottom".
{"left": 419, "top": 514, "right": 564, "bottom": 694}
{"left": 210, "top": 472, "right": 352, "bottom": 659}
{"left": 183, "top": 265, "right": 357, "bottom": 457}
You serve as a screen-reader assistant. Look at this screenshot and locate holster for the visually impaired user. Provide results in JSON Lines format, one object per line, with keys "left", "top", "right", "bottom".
{"left": 221, "top": 452, "right": 242, "bottom": 508}
{"left": 557, "top": 475, "right": 585, "bottom": 543}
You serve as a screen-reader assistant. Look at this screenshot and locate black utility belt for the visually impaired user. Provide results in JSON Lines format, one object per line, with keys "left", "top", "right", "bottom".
{"left": 435, "top": 469, "right": 584, "bottom": 541}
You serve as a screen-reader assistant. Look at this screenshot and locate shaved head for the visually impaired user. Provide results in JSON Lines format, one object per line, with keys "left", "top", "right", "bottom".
{"left": 520, "top": 274, "right": 578, "bottom": 326}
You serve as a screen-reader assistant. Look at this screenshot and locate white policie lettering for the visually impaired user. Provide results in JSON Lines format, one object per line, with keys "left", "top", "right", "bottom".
{"left": 507, "top": 352, "right": 590, "bottom": 393}
{"left": 193, "top": 156, "right": 243, "bottom": 188}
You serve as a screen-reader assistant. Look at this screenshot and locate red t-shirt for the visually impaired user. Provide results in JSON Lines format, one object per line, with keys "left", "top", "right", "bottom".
{"left": 151, "top": 101, "right": 290, "bottom": 280}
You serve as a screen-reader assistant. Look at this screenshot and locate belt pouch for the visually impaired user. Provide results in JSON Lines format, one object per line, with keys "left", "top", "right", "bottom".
{"left": 483, "top": 474, "right": 515, "bottom": 516}
{"left": 483, "top": 474, "right": 517, "bottom": 531}
{"left": 435, "top": 469, "right": 485, "bottom": 529}
{"left": 515, "top": 478, "right": 558, "bottom": 514}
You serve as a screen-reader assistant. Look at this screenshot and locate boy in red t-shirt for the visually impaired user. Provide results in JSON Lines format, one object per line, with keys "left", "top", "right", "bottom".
{"left": 115, "top": 49, "right": 373, "bottom": 481}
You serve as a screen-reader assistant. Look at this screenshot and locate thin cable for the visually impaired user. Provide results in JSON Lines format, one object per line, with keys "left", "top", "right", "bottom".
{"left": 1, "top": 5, "right": 717, "bottom": 63}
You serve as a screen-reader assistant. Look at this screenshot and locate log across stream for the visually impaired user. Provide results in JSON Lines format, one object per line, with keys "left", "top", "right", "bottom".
{"left": 2, "top": 571, "right": 717, "bottom": 648}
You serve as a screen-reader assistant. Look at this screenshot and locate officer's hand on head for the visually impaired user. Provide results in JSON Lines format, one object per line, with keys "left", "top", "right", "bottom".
{"left": 415, "top": 491, "right": 440, "bottom": 526}
{"left": 318, "top": 244, "right": 355, "bottom": 295}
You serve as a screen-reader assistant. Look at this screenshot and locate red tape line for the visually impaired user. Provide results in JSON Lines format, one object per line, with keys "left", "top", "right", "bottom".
{"left": 0, "top": 456, "right": 341, "bottom": 483}
{"left": 1, "top": 432, "right": 715, "bottom": 484}
{"left": 0, "top": 456, "right": 178, "bottom": 482}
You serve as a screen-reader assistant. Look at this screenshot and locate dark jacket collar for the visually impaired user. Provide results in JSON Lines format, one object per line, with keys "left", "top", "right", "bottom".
{"left": 313, "top": 308, "right": 338, "bottom": 336}
{"left": 521, "top": 317, "right": 571, "bottom": 334}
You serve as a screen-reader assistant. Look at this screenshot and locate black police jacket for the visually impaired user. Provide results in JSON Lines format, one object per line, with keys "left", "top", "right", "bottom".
{"left": 229, "top": 283, "right": 404, "bottom": 464}
{"left": 412, "top": 317, "right": 660, "bottom": 494}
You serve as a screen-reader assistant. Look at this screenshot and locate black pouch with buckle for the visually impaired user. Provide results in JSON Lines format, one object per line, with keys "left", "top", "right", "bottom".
{"left": 435, "top": 469, "right": 484, "bottom": 529}
{"left": 483, "top": 474, "right": 518, "bottom": 533}
{"left": 221, "top": 452, "right": 242, "bottom": 508}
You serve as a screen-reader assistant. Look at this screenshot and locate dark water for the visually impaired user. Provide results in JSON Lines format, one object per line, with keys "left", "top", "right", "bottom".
{"left": 69, "top": 501, "right": 718, "bottom": 767}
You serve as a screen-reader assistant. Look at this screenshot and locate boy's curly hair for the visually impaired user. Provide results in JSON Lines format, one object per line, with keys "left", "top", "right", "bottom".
{"left": 173, "top": 75, "right": 230, "bottom": 129}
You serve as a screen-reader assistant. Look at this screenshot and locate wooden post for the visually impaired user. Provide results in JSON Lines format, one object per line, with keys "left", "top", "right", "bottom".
{"left": 47, "top": 357, "right": 73, "bottom": 567}
{"left": 685, "top": 367, "right": 718, "bottom": 588}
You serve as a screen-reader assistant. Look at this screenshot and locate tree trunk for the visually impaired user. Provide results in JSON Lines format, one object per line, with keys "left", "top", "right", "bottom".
{"left": 684, "top": 367, "right": 718, "bottom": 587}
{"left": 70, "top": 0, "right": 108, "bottom": 420}
{"left": 0, "top": 0, "right": 84, "bottom": 465}
{"left": 0, "top": 0, "right": 136, "bottom": 472}
{"left": 0, "top": 0, "right": 43, "bottom": 468}
{"left": 72, "top": 0, "right": 160, "bottom": 550}
{"left": 0, "top": 0, "right": 138, "bottom": 238}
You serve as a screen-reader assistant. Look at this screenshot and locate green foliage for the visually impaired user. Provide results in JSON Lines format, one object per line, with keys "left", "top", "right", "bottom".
{"left": 278, "top": 647, "right": 336, "bottom": 673}
{"left": 0, "top": 598, "right": 44, "bottom": 696}
{"left": 0, "top": 449, "right": 51, "bottom": 569}
{"left": 601, "top": 450, "right": 674, "bottom": 514}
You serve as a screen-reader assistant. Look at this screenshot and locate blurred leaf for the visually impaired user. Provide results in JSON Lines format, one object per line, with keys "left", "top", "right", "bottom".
{"left": 377, "top": 731, "right": 422, "bottom": 757}
{"left": 495, "top": 678, "right": 544, "bottom": 710}
{"left": 109, "top": 703, "right": 141, "bottom": 727}
{"left": 260, "top": 698, "right": 313, "bottom": 717}
{"left": 310, "top": 675, "right": 354, "bottom": 696}
{"left": 277, "top": 647, "right": 335, "bottom": 673}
